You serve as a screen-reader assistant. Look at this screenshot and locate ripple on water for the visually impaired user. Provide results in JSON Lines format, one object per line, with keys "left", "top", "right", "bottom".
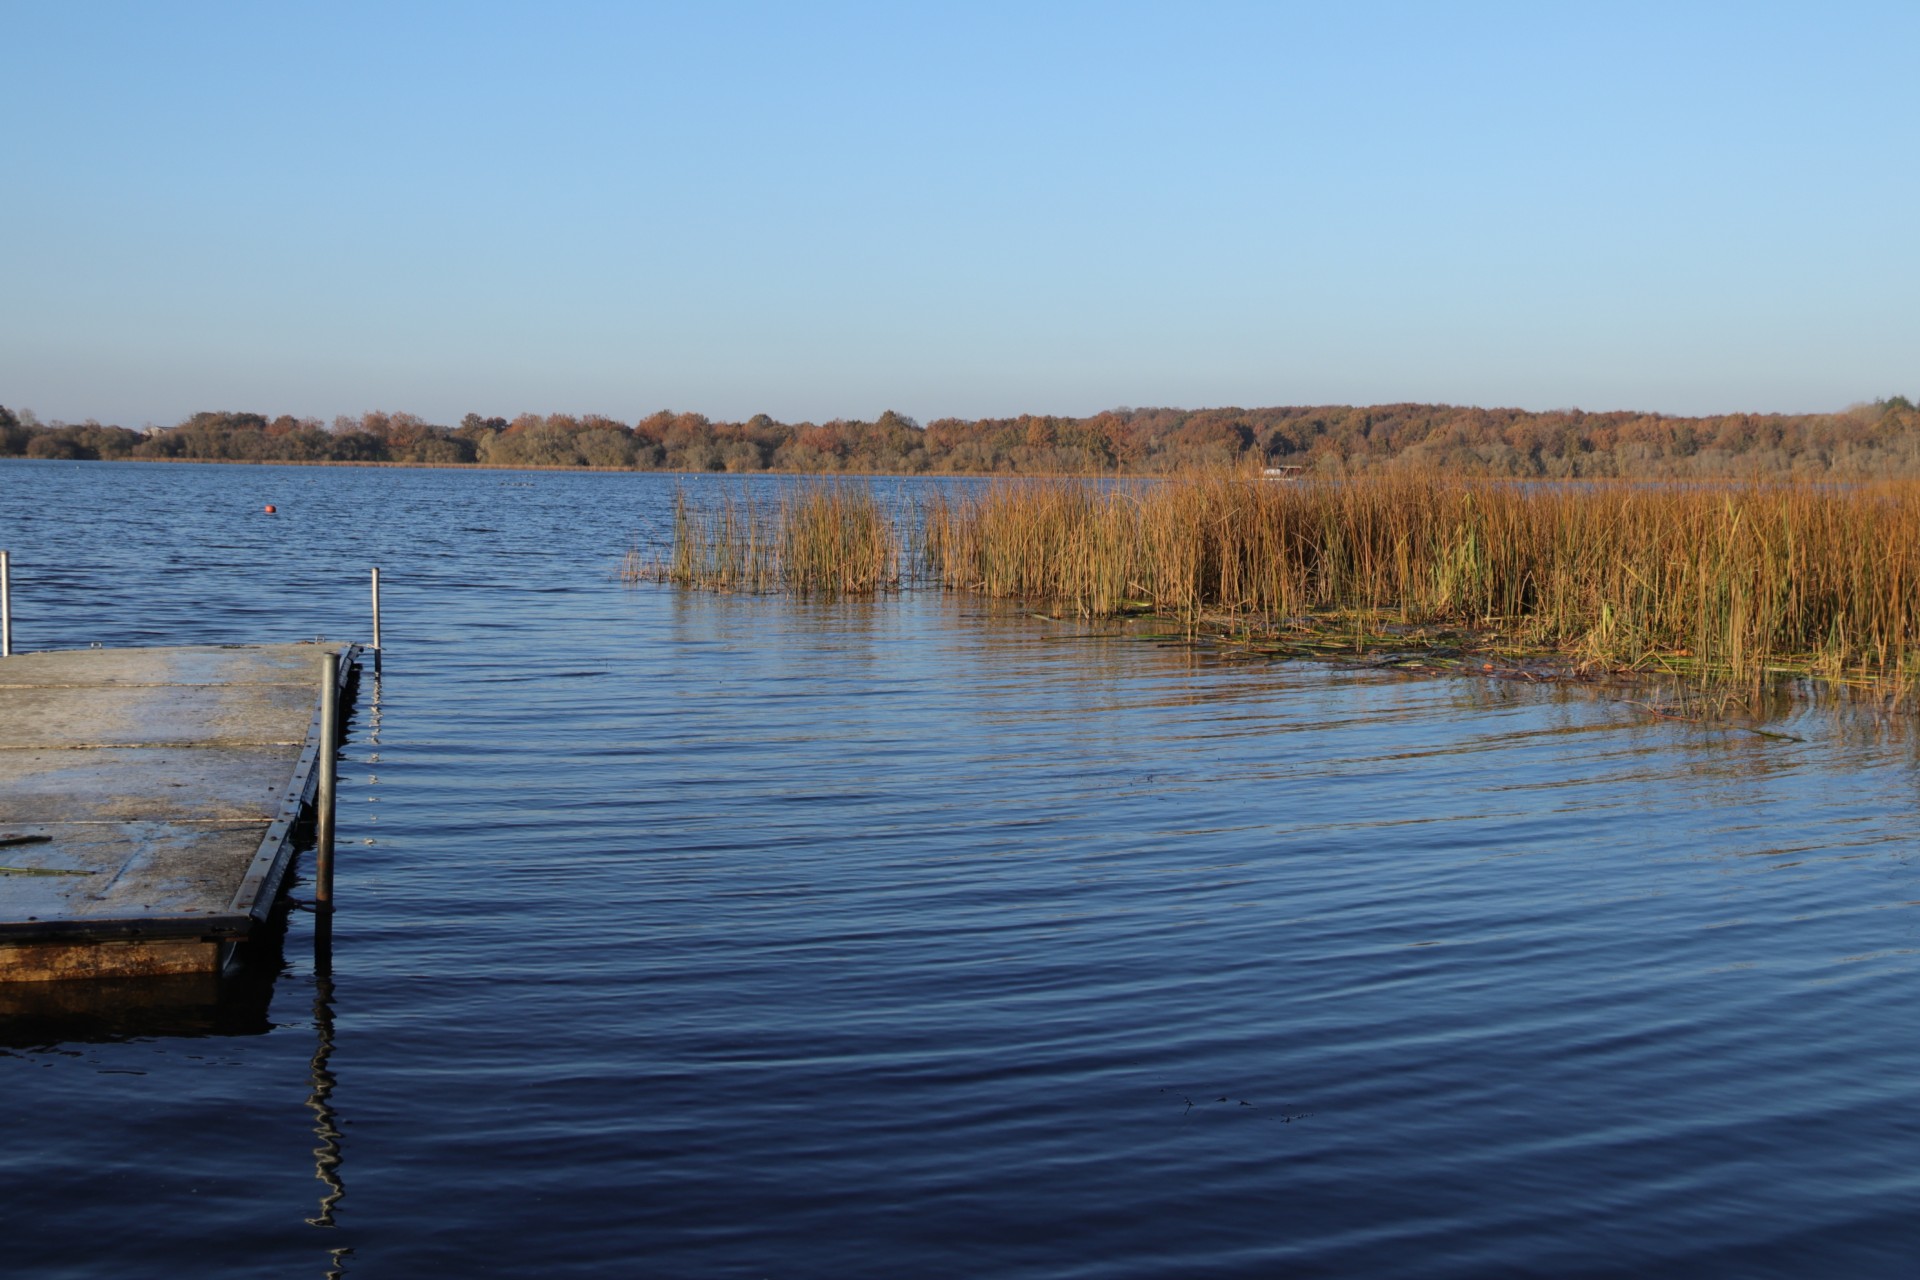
{"left": 3, "top": 460, "right": 1920, "bottom": 1278}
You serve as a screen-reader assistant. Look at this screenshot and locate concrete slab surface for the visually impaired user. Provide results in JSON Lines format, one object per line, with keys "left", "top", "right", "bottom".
{"left": 0, "top": 644, "right": 327, "bottom": 689}
{"left": 0, "top": 643, "right": 351, "bottom": 978}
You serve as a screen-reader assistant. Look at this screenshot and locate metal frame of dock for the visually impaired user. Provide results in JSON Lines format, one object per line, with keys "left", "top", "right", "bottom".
{"left": 0, "top": 643, "right": 361, "bottom": 981}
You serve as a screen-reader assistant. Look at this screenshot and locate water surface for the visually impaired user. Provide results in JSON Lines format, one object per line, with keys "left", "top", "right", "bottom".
{"left": 3, "top": 459, "right": 1919, "bottom": 1277}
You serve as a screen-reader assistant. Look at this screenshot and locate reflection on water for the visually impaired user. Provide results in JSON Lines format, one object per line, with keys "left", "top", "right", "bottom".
{"left": 0, "top": 968, "right": 275, "bottom": 1049}
{"left": 5, "top": 460, "right": 1920, "bottom": 1278}
{"left": 307, "top": 670, "right": 367, "bottom": 1251}
{"left": 304, "top": 972, "right": 345, "bottom": 1231}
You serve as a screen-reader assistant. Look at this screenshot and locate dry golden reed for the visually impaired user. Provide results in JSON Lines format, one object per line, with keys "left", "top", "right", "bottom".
{"left": 658, "top": 471, "right": 1920, "bottom": 697}
{"left": 923, "top": 473, "right": 1920, "bottom": 692}
{"left": 632, "top": 483, "right": 901, "bottom": 595}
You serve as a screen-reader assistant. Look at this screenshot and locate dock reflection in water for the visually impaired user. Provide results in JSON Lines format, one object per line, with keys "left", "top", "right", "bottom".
{"left": 0, "top": 967, "right": 276, "bottom": 1049}
{"left": 307, "top": 675, "right": 369, "bottom": 1253}
{"left": 304, "top": 970, "right": 346, "bottom": 1232}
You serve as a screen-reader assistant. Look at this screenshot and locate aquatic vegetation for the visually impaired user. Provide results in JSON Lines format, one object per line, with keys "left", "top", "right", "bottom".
{"left": 656, "top": 472, "right": 1920, "bottom": 701}
{"left": 924, "top": 473, "right": 1920, "bottom": 698}
{"left": 775, "top": 483, "right": 902, "bottom": 594}
{"left": 630, "top": 482, "right": 899, "bottom": 595}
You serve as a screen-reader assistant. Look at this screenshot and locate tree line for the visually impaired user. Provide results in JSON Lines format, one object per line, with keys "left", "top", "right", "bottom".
{"left": 4, "top": 399, "right": 1918, "bottom": 478}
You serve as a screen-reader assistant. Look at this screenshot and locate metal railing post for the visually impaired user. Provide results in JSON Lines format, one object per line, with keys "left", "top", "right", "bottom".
{"left": 316, "top": 652, "right": 338, "bottom": 913}
{"left": 370, "top": 567, "right": 382, "bottom": 673}
{"left": 1, "top": 550, "right": 12, "bottom": 657}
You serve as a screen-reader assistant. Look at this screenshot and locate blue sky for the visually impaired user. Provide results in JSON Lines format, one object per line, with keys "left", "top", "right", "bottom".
{"left": 3, "top": 1, "right": 1914, "bottom": 426}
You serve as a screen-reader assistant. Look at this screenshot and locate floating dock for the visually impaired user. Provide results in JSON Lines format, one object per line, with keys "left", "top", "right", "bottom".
{"left": 0, "top": 643, "right": 357, "bottom": 981}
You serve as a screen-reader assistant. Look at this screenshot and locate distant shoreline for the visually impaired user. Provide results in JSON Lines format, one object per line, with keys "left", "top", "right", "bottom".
{"left": 6, "top": 399, "right": 1917, "bottom": 479}
{"left": 0, "top": 454, "right": 1046, "bottom": 481}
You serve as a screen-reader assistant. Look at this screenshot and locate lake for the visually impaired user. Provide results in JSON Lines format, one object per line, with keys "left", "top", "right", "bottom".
{"left": 4, "top": 458, "right": 1920, "bottom": 1278}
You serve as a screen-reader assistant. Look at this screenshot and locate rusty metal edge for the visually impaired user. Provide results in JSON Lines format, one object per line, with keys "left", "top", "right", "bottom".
{"left": 0, "top": 913, "right": 253, "bottom": 943}
{"left": 229, "top": 643, "right": 361, "bottom": 923}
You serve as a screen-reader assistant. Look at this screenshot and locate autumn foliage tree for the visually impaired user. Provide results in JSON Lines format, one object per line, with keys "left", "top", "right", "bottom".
{"left": 5, "top": 398, "right": 1920, "bottom": 478}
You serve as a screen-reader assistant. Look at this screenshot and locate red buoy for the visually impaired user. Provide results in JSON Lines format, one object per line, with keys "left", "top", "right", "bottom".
{"left": 264, "top": 504, "right": 277, "bottom": 514}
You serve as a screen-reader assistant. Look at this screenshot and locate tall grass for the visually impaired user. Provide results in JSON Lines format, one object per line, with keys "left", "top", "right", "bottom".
{"left": 659, "top": 472, "right": 1920, "bottom": 697}
{"left": 777, "top": 484, "right": 901, "bottom": 594}
{"left": 924, "top": 473, "right": 1920, "bottom": 692}
{"left": 634, "top": 483, "right": 901, "bottom": 595}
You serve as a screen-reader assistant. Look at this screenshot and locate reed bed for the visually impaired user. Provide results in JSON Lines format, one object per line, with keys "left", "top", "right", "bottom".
{"left": 657, "top": 472, "right": 1920, "bottom": 701}
{"left": 633, "top": 483, "right": 901, "bottom": 595}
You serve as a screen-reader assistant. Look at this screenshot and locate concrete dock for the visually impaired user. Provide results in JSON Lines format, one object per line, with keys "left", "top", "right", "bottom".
{"left": 0, "top": 643, "right": 357, "bottom": 981}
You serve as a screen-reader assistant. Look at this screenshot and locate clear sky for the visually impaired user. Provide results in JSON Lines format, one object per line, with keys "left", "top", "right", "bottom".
{"left": 3, "top": 1, "right": 1914, "bottom": 427}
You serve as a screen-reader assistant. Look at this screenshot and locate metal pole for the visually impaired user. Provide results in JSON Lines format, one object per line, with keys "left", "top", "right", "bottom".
{"left": 1, "top": 550, "right": 11, "bottom": 657}
{"left": 370, "top": 566, "right": 382, "bottom": 673}
{"left": 316, "top": 651, "right": 338, "bottom": 913}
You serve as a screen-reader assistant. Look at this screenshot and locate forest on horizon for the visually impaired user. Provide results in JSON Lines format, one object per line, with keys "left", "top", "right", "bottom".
{"left": 4, "top": 399, "right": 1918, "bottom": 479}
